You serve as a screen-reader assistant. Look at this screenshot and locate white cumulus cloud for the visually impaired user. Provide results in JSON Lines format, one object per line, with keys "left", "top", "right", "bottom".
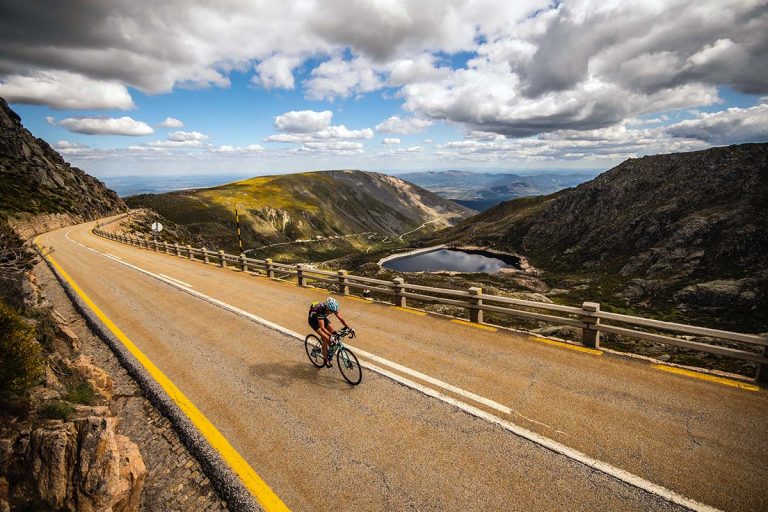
{"left": 58, "top": 116, "right": 154, "bottom": 136}
{"left": 157, "top": 117, "right": 184, "bottom": 128}
{"left": 168, "top": 130, "right": 210, "bottom": 142}
{"left": 382, "top": 138, "right": 401, "bottom": 145}
{"left": 376, "top": 116, "right": 432, "bottom": 134}
{"left": 274, "top": 110, "right": 333, "bottom": 133}
{"left": 0, "top": 71, "right": 134, "bottom": 110}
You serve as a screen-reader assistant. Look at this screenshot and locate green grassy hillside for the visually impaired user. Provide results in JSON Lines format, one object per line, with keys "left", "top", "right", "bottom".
{"left": 126, "top": 170, "right": 472, "bottom": 261}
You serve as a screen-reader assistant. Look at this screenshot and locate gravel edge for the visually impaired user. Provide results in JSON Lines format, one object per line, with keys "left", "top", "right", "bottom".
{"left": 37, "top": 246, "right": 262, "bottom": 512}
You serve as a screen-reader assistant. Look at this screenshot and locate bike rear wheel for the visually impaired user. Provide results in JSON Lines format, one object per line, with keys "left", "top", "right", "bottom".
{"left": 305, "top": 334, "right": 325, "bottom": 368}
{"left": 337, "top": 347, "right": 362, "bottom": 385}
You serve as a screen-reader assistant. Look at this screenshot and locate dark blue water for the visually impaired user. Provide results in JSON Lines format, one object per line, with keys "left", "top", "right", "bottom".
{"left": 383, "top": 249, "right": 520, "bottom": 273}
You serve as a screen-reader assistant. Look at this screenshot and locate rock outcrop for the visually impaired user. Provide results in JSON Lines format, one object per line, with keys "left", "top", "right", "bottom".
{"left": 28, "top": 416, "right": 146, "bottom": 512}
{"left": 0, "top": 97, "right": 126, "bottom": 234}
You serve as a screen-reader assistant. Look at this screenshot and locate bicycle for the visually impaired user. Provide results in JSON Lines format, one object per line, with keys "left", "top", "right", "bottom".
{"left": 305, "top": 327, "right": 363, "bottom": 385}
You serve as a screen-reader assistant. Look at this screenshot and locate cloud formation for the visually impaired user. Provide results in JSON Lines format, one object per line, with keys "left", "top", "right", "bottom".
{"left": 58, "top": 116, "right": 154, "bottom": 136}
{"left": 0, "top": 71, "right": 134, "bottom": 110}
{"left": 274, "top": 110, "right": 333, "bottom": 133}
{"left": 375, "top": 116, "right": 432, "bottom": 134}
{"left": 1, "top": 0, "right": 765, "bottom": 165}
{"left": 157, "top": 117, "right": 184, "bottom": 128}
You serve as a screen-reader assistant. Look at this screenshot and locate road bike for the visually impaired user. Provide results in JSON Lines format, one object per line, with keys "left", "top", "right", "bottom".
{"left": 305, "top": 327, "right": 362, "bottom": 385}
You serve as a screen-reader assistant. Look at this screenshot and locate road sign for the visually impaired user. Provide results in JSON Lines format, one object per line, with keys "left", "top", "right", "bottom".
{"left": 151, "top": 222, "right": 163, "bottom": 233}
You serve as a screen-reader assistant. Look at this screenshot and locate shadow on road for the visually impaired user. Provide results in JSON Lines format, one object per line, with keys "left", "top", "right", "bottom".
{"left": 248, "top": 359, "right": 355, "bottom": 390}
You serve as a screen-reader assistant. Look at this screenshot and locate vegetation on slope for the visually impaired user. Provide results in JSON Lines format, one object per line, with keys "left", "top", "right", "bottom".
{"left": 126, "top": 170, "right": 471, "bottom": 261}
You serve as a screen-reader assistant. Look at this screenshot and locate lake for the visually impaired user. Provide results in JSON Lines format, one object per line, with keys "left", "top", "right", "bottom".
{"left": 382, "top": 248, "right": 521, "bottom": 273}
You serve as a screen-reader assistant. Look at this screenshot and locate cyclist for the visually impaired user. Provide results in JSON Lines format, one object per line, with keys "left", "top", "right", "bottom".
{"left": 308, "top": 297, "right": 353, "bottom": 367}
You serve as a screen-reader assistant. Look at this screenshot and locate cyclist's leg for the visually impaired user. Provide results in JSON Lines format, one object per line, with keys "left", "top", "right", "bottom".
{"left": 310, "top": 316, "right": 330, "bottom": 360}
{"left": 317, "top": 321, "right": 333, "bottom": 355}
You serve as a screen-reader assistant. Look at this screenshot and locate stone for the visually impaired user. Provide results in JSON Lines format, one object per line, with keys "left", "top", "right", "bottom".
{"left": 27, "top": 415, "right": 147, "bottom": 512}
{"left": 112, "top": 434, "right": 147, "bottom": 512}
{"left": 57, "top": 324, "right": 81, "bottom": 352}
{"left": 45, "top": 365, "right": 65, "bottom": 393}
{"left": 28, "top": 421, "right": 78, "bottom": 509}
{"left": 72, "top": 354, "right": 113, "bottom": 400}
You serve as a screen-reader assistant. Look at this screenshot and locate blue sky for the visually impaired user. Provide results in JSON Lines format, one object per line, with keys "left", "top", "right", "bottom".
{"left": 2, "top": 1, "right": 766, "bottom": 178}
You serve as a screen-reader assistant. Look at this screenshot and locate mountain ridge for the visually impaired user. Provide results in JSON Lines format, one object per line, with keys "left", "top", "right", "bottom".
{"left": 0, "top": 98, "right": 126, "bottom": 237}
{"left": 438, "top": 143, "right": 768, "bottom": 330}
{"left": 125, "top": 169, "right": 473, "bottom": 259}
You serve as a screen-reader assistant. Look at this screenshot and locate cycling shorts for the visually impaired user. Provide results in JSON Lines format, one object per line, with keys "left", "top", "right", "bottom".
{"left": 308, "top": 316, "right": 330, "bottom": 331}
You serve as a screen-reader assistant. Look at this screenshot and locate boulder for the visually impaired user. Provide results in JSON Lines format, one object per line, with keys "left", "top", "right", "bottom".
{"left": 57, "top": 324, "right": 81, "bottom": 352}
{"left": 673, "top": 279, "right": 762, "bottom": 310}
{"left": 71, "top": 355, "right": 113, "bottom": 400}
{"left": 27, "top": 416, "right": 146, "bottom": 512}
{"left": 112, "top": 435, "right": 147, "bottom": 512}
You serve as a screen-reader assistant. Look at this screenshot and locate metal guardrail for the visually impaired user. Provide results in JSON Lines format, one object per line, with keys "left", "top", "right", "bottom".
{"left": 93, "top": 229, "right": 768, "bottom": 383}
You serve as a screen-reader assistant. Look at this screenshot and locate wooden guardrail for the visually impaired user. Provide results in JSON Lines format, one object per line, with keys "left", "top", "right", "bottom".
{"left": 93, "top": 229, "right": 768, "bottom": 383}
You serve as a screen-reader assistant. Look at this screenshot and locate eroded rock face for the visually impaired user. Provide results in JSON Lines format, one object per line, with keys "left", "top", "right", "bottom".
{"left": 674, "top": 279, "right": 763, "bottom": 310}
{"left": 27, "top": 416, "right": 146, "bottom": 512}
{"left": 0, "top": 97, "right": 126, "bottom": 235}
{"left": 71, "top": 355, "right": 114, "bottom": 400}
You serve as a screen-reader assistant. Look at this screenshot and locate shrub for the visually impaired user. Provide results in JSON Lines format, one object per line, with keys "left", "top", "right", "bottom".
{"left": 39, "top": 400, "right": 75, "bottom": 421}
{"left": 0, "top": 301, "right": 44, "bottom": 396}
{"left": 64, "top": 381, "right": 96, "bottom": 405}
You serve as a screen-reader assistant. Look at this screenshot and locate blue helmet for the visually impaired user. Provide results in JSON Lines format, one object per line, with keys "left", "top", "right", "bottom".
{"left": 326, "top": 297, "right": 339, "bottom": 312}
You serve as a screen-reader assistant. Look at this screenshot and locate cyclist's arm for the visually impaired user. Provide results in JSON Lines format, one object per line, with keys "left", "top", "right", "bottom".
{"left": 334, "top": 312, "right": 350, "bottom": 329}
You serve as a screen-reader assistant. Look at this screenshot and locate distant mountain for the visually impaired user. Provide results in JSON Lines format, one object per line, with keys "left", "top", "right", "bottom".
{"left": 126, "top": 170, "right": 473, "bottom": 255}
{"left": 398, "top": 170, "right": 599, "bottom": 210}
{"left": 0, "top": 98, "right": 125, "bottom": 236}
{"left": 439, "top": 143, "right": 768, "bottom": 330}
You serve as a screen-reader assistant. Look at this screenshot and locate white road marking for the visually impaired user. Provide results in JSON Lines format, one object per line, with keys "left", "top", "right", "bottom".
{"left": 159, "top": 273, "right": 193, "bottom": 288}
{"left": 84, "top": 240, "right": 718, "bottom": 512}
{"left": 105, "top": 253, "right": 122, "bottom": 260}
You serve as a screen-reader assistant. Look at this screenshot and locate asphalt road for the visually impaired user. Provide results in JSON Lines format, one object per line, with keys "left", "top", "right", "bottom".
{"left": 37, "top": 218, "right": 768, "bottom": 511}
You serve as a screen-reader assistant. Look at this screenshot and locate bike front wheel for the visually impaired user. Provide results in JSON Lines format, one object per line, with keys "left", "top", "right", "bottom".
{"left": 337, "top": 347, "right": 362, "bottom": 385}
{"left": 305, "top": 334, "right": 325, "bottom": 368}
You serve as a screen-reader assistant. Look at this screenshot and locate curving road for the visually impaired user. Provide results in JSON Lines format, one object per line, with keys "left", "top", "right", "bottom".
{"left": 36, "top": 218, "right": 768, "bottom": 511}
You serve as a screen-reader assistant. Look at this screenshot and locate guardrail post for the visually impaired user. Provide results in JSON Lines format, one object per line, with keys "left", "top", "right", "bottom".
{"left": 581, "top": 302, "right": 601, "bottom": 348}
{"left": 174, "top": 243, "right": 181, "bottom": 256}
{"left": 202, "top": 248, "right": 210, "bottom": 264}
{"left": 297, "top": 264, "right": 306, "bottom": 286}
{"left": 266, "top": 258, "right": 274, "bottom": 278}
{"left": 219, "top": 250, "right": 226, "bottom": 268}
{"left": 187, "top": 245, "right": 194, "bottom": 260}
{"left": 757, "top": 345, "right": 768, "bottom": 384}
{"left": 468, "top": 287, "right": 483, "bottom": 323}
{"left": 240, "top": 253, "right": 248, "bottom": 272}
{"left": 163, "top": 242, "right": 170, "bottom": 254}
{"left": 338, "top": 270, "right": 350, "bottom": 295}
{"left": 393, "top": 277, "right": 406, "bottom": 307}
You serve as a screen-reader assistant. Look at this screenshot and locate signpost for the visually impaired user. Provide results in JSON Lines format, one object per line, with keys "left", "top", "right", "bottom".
{"left": 151, "top": 221, "right": 163, "bottom": 243}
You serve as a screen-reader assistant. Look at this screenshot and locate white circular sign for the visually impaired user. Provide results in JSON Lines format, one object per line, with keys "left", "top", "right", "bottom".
{"left": 151, "top": 222, "right": 163, "bottom": 232}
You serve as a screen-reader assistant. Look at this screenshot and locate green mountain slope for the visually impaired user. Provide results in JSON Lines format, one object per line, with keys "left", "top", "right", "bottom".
{"left": 126, "top": 170, "right": 473, "bottom": 259}
{"left": 439, "top": 143, "right": 768, "bottom": 330}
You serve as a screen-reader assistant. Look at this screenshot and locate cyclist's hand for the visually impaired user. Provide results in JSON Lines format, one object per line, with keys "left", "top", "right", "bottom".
{"left": 350, "top": 328, "right": 356, "bottom": 338}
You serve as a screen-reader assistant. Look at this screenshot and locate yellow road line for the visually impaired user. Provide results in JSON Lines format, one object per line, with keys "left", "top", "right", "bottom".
{"left": 42, "top": 250, "right": 290, "bottom": 512}
{"left": 652, "top": 364, "right": 759, "bottom": 391}
{"left": 531, "top": 337, "right": 603, "bottom": 356}
{"left": 346, "top": 296, "right": 373, "bottom": 304}
{"left": 392, "top": 306, "right": 428, "bottom": 316}
{"left": 451, "top": 319, "right": 497, "bottom": 332}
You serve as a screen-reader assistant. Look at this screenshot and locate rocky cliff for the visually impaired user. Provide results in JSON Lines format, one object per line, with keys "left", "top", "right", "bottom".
{"left": 0, "top": 97, "right": 126, "bottom": 236}
{"left": 441, "top": 143, "right": 768, "bottom": 330}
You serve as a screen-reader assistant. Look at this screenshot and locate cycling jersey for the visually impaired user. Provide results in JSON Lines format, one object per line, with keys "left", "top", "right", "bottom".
{"left": 308, "top": 301, "right": 331, "bottom": 319}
